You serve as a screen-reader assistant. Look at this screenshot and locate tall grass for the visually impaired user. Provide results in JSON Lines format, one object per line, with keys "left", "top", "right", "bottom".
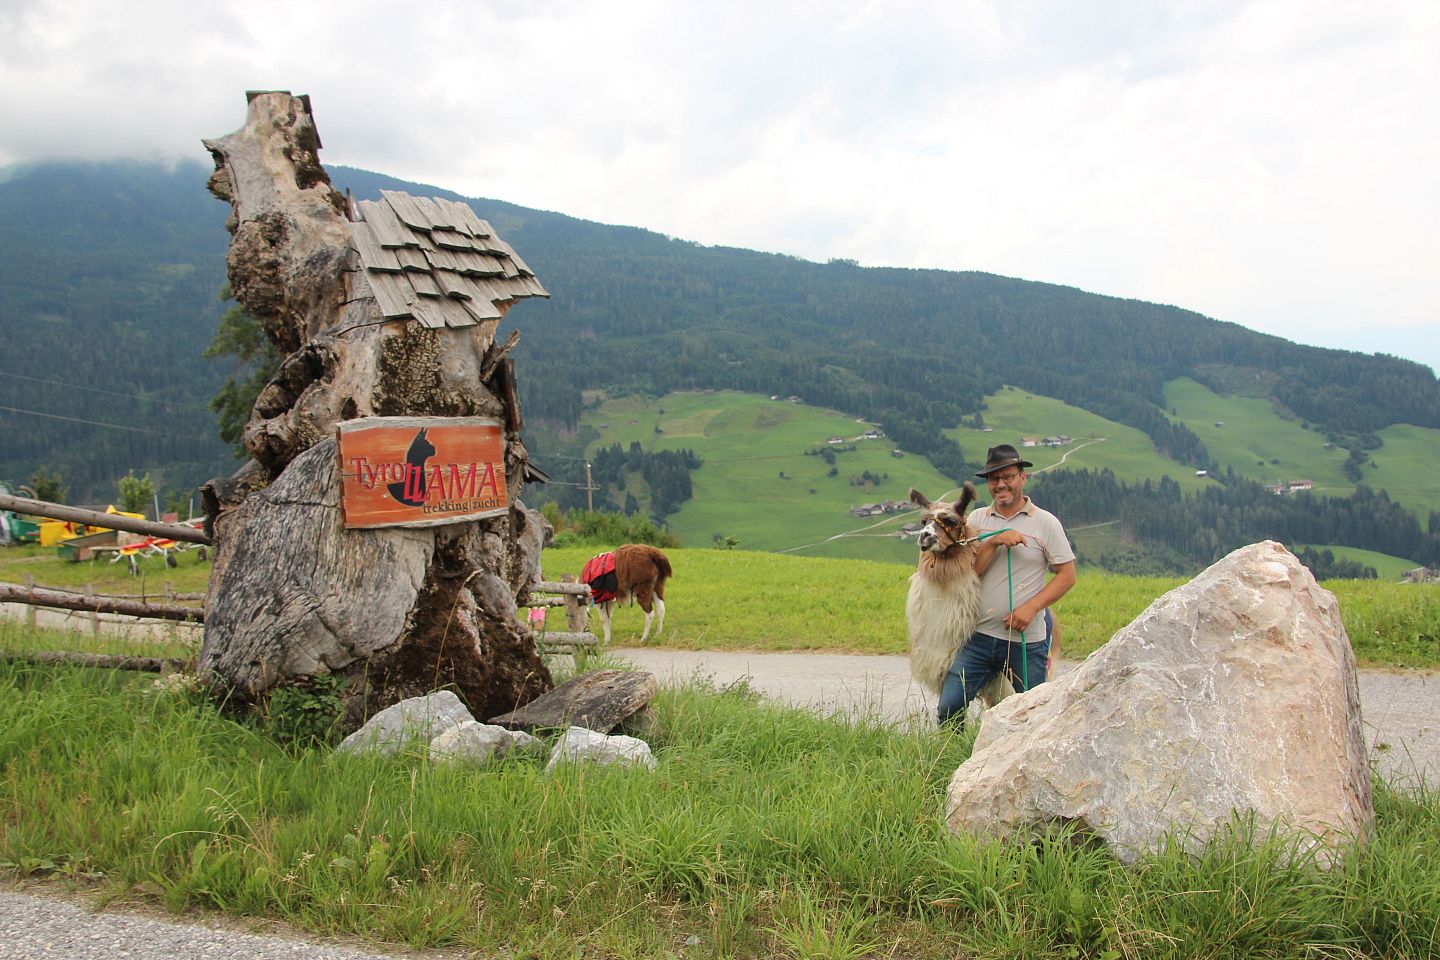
{"left": 3, "top": 623, "right": 1440, "bottom": 958}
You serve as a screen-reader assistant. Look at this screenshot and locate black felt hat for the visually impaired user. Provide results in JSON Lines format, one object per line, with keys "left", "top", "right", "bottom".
{"left": 975, "top": 443, "right": 1034, "bottom": 477}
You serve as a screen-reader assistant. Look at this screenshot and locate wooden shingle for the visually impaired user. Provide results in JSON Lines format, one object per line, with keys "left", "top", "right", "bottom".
{"left": 350, "top": 189, "right": 546, "bottom": 330}
{"left": 395, "top": 247, "right": 429, "bottom": 272}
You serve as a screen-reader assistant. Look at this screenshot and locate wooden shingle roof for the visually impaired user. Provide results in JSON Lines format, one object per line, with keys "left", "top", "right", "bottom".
{"left": 349, "top": 190, "right": 548, "bottom": 329}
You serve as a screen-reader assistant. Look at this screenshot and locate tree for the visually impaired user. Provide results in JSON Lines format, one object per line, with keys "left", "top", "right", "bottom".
{"left": 27, "top": 467, "right": 66, "bottom": 504}
{"left": 117, "top": 470, "right": 155, "bottom": 515}
{"left": 205, "top": 287, "right": 282, "bottom": 456}
{"left": 199, "top": 92, "right": 553, "bottom": 725}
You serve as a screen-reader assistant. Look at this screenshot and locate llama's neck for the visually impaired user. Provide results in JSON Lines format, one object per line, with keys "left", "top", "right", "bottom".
{"left": 918, "top": 545, "right": 978, "bottom": 587}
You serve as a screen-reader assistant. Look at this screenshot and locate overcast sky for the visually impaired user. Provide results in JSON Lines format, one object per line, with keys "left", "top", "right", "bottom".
{"left": 3, "top": 0, "right": 1437, "bottom": 375}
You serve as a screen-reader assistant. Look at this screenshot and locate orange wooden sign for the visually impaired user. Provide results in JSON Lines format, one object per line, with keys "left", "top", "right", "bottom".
{"left": 336, "top": 417, "right": 508, "bottom": 529}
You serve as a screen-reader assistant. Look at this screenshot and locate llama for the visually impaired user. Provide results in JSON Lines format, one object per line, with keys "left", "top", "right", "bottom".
{"left": 581, "top": 544, "right": 672, "bottom": 644}
{"left": 906, "top": 483, "right": 1011, "bottom": 713}
{"left": 386, "top": 428, "right": 436, "bottom": 507}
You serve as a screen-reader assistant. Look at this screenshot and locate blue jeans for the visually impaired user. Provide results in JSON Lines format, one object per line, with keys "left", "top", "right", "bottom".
{"left": 936, "top": 610, "right": 1052, "bottom": 726}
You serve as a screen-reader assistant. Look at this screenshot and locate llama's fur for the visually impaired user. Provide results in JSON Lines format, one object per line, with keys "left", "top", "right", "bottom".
{"left": 591, "top": 544, "right": 673, "bottom": 644}
{"left": 906, "top": 484, "right": 1013, "bottom": 713}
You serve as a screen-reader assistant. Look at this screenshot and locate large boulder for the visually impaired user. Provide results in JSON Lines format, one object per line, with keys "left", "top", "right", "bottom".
{"left": 946, "top": 541, "right": 1373, "bottom": 865}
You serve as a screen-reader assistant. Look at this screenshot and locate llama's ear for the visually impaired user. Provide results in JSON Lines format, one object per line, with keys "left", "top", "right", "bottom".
{"left": 957, "top": 480, "right": 978, "bottom": 513}
{"left": 909, "top": 488, "right": 930, "bottom": 508}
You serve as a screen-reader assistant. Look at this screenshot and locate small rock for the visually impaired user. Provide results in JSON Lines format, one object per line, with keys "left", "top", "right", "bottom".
{"left": 545, "top": 726, "right": 657, "bottom": 772}
{"left": 336, "top": 691, "right": 474, "bottom": 755}
{"left": 430, "top": 721, "right": 515, "bottom": 765}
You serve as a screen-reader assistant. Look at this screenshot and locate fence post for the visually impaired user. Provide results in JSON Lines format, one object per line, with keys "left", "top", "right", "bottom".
{"left": 86, "top": 582, "right": 100, "bottom": 636}
{"left": 561, "top": 573, "right": 588, "bottom": 632}
{"left": 23, "top": 574, "right": 37, "bottom": 628}
{"left": 164, "top": 581, "right": 177, "bottom": 641}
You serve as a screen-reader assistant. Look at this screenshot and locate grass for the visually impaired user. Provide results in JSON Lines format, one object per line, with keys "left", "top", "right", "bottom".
{"left": 0, "top": 541, "right": 210, "bottom": 595}
{"left": 536, "top": 547, "right": 1440, "bottom": 668}
{"left": 584, "top": 390, "right": 954, "bottom": 562}
{"left": 951, "top": 385, "right": 1212, "bottom": 493}
{"left": 3, "top": 621, "right": 1440, "bottom": 959}
{"left": 4, "top": 542, "right": 1436, "bottom": 668}
{"left": 1292, "top": 544, "right": 1421, "bottom": 581}
{"left": 1164, "top": 377, "right": 1440, "bottom": 522}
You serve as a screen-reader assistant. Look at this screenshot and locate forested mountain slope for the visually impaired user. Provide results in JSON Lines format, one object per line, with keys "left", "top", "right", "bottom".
{"left": 1, "top": 160, "right": 1436, "bottom": 572}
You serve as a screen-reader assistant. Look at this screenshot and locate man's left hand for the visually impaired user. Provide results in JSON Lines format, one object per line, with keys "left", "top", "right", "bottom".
{"left": 1002, "top": 603, "right": 1038, "bottom": 635}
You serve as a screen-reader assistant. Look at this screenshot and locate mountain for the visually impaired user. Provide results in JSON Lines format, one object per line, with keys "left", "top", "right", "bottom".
{"left": 1, "top": 159, "right": 1437, "bottom": 571}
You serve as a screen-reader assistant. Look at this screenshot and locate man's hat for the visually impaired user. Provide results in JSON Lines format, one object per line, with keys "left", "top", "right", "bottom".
{"left": 975, "top": 443, "right": 1034, "bottom": 477}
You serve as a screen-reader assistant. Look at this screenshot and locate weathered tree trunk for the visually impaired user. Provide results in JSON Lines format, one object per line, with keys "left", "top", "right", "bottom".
{"left": 199, "top": 91, "right": 553, "bottom": 725}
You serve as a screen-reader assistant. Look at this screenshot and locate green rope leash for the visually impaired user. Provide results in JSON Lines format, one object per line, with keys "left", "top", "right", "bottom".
{"left": 974, "top": 528, "right": 1027, "bottom": 690}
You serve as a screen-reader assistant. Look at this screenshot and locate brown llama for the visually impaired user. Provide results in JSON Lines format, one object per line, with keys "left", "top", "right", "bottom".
{"left": 581, "top": 544, "right": 673, "bottom": 644}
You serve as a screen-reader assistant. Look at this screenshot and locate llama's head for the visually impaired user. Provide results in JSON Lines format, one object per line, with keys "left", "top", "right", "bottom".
{"left": 909, "top": 482, "right": 978, "bottom": 554}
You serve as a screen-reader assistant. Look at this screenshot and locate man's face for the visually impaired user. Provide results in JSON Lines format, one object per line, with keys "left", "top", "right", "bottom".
{"left": 985, "top": 468, "right": 1026, "bottom": 511}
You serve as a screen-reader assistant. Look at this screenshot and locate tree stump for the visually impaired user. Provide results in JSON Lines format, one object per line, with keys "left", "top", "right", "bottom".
{"left": 199, "top": 91, "right": 554, "bottom": 726}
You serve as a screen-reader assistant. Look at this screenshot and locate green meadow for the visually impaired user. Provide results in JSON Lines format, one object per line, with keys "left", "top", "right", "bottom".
{"left": 585, "top": 391, "right": 952, "bottom": 562}
{"left": 581, "top": 386, "right": 1433, "bottom": 571}
{"left": 537, "top": 547, "right": 1437, "bottom": 667}
{"left": 1293, "top": 544, "right": 1421, "bottom": 581}
{"left": 5, "top": 543, "right": 1434, "bottom": 665}
{"left": 950, "top": 385, "right": 1211, "bottom": 492}
{"left": 1163, "top": 378, "right": 1440, "bottom": 519}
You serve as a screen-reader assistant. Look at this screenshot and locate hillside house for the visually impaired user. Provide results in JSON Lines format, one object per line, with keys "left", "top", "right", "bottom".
{"left": 827, "top": 435, "right": 844, "bottom": 444}
{"left": 1020, "top": 437, "right": 1038, "bottom": 447}
{"left": 862, "top": 428, "right": 884, "bottom": 439}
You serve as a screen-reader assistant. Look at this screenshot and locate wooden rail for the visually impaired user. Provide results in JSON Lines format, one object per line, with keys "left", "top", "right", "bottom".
{"left": 0, "top": 651, "right": 191, "bottom": 673}
{"left": 0, "top": 582, "right": 204, "bottom": 623}
{"left": 0, "top": 493, "right": 211, "bottom": 545}
{"left": 525, "top": 576, "right": 597, "bottom": 654}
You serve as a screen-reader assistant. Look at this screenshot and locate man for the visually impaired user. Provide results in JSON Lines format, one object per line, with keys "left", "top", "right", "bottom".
{"left": 936, "top": 443, "right": 1077, "bottom": 725}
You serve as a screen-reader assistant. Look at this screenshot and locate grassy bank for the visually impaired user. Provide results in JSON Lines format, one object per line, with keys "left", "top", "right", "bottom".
{"left": 2, "top": 623, "right": 1438, "bottom": 959}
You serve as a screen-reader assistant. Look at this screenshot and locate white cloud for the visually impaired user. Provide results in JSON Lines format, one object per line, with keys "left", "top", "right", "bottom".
{"left": 1, "top": 0, "right": 1436, "bottom": 373}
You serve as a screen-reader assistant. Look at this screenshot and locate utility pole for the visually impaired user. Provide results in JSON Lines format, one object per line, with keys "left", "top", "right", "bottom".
{"left": 582, "top": 461, "right": 596, "bottom": 512}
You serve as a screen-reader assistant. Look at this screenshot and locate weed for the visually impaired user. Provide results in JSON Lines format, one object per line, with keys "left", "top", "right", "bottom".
{"left": 260, "top": 674, "right": 347, "bottom": 749}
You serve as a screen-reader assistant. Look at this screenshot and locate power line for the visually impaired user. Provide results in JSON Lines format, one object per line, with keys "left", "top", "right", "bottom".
{"left": 0, "top": 402, "right": 216, "bottom": 440}
{"left": 0, "top": 370, "right": 215, "bottom": 413}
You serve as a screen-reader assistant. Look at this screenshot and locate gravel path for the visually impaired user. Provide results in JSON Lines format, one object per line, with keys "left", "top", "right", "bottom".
{"left": 0, "top": 888, "right": 461, "bottom": 960}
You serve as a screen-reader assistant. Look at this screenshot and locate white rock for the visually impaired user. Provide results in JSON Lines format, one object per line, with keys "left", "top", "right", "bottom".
{"left": 507, "top": 729, "right": 546, "bottom": 758}
{"left": 946, "top": 541, "right": 1373, "bottom": 866}
{"left": 429, "top": 721, "right": 516, "bottom": 765}
{"left": 544, "top": 725, "right": 657, "bottom": 772}
{"left": 336, "top": 691, "right": 474, "bottom": 756}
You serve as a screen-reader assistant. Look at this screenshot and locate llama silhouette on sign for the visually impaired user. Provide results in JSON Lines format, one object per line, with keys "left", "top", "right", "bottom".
{"left": 387, "top": 428, "right": 437, "bottom": 506}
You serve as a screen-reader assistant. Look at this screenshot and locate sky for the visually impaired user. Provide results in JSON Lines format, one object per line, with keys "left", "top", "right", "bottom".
{"left": 2, "top": 0, "right": 1437, "bottom": 375}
